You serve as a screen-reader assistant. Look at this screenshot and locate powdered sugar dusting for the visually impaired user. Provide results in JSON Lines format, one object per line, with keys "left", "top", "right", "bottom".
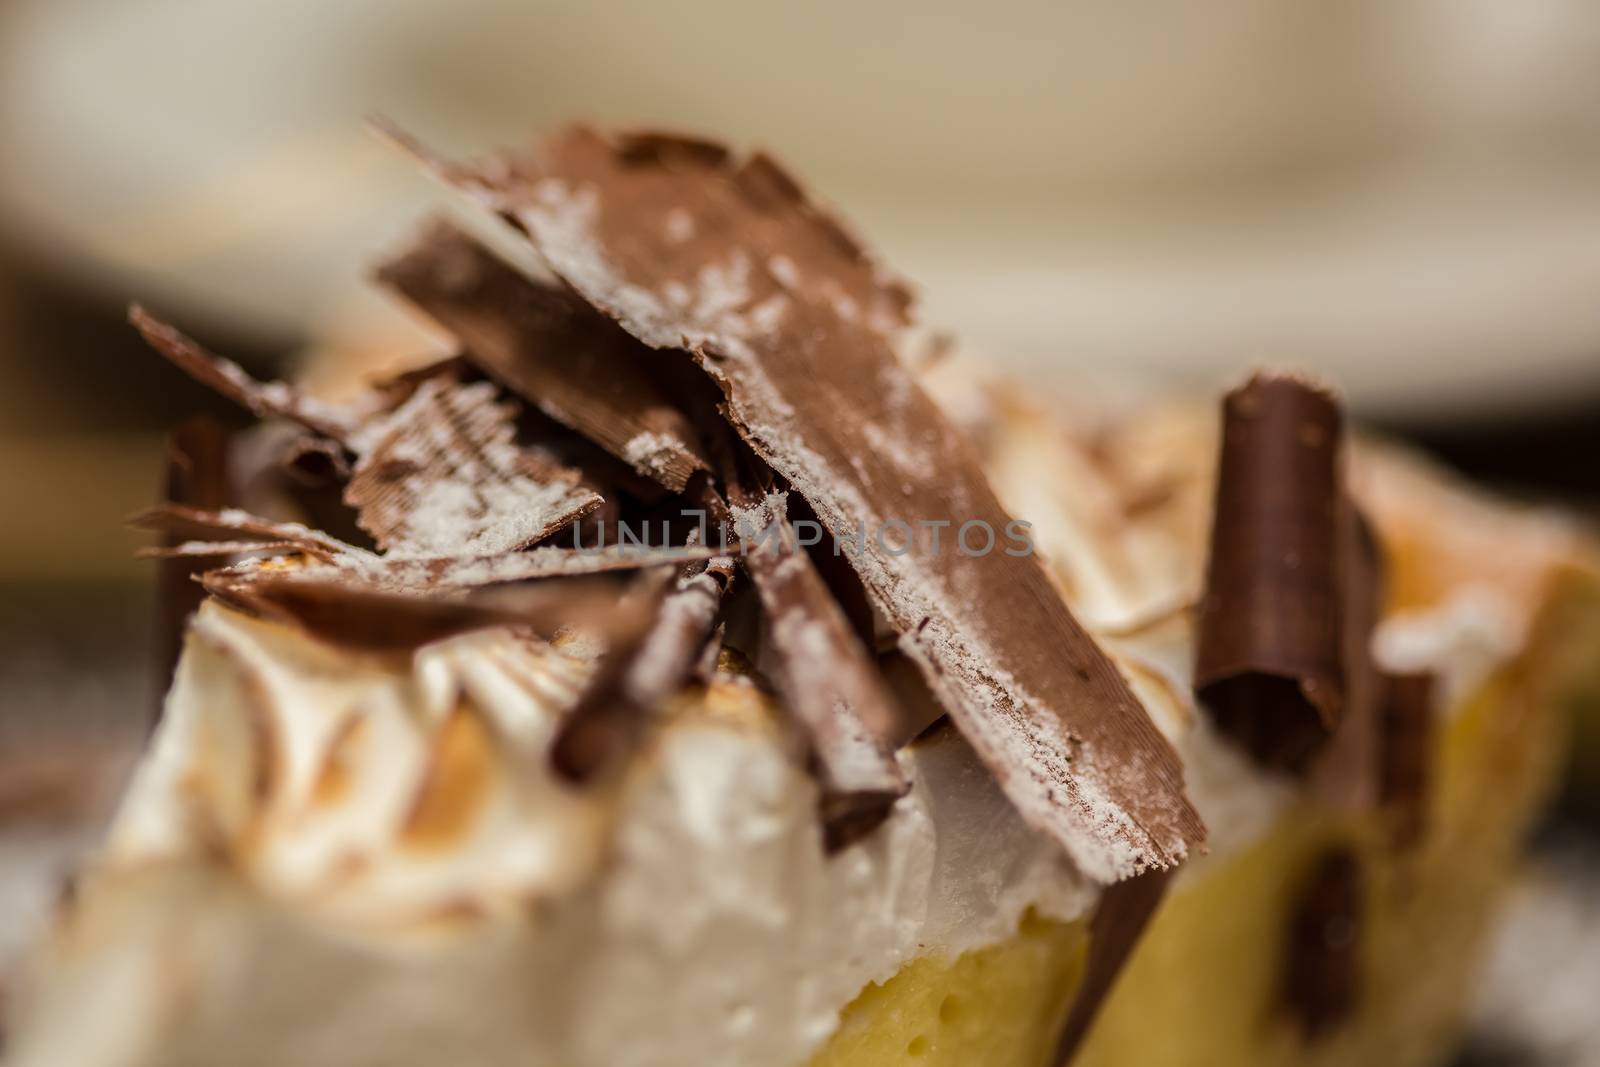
{"left": 345, "top": 378, "right": 600, "bottom": 557}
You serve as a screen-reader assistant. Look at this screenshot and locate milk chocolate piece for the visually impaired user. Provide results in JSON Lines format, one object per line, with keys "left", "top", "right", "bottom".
{"left": 1283, "top": 845, "right": 1365, "bottom": 1038}
{"left": 377, "top": 219, "right": 709, "bottom": 491}
{"left": 344, "top": 375, "right": 601, "bottom": 556}
{"left": 550, "top": 565, "right": 685, "bottom": 780}
{"left": 1052, "top": 867, "right": 1174, "bottom": 1065}
{"left": 130, "top": 306, "right": 363, "bottom": 443}
{"left": 415, "top": 125, "right": 1202, "bottom": 878}
{"left": 1196, "top": 374, "right": 1346, "bottom": 772}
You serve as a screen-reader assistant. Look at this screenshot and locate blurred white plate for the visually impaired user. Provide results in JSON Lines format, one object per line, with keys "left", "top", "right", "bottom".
{"left": 4, "top": 0, "right": 1600, "bottom": 421}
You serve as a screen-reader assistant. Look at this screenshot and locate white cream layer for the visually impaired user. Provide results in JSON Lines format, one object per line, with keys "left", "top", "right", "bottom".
{"left": 5, "top": 387, "right": 1580, "bottom": 1067}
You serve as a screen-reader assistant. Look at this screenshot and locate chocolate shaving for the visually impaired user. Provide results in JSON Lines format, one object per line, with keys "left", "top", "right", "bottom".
{"left": 877, "top": 650, "right": 951, "bottom": 747}
{"left": 1196, "top": 373, "right": 1347, "bottom": 772}
{"left": 550, "top": 565, "right": 688, "bottom": 780}
{"left": 205, "top": 571, "right": 625, "bottom": 654}
{"left": 154, "top": 417, "right": 232, "bottom": 716}
{"left": 130, "top": 306, "right": 363, "bottom": 443}
{"left": 727, "top": 484, "right": 908, "bottom": 851}
{"left": 344, "top": 375, "right": 601, "bottom": 556}
{"left": 624, "top": 555, "right": 738, "bottom": 700}
{"left": 133, "top": 305, "right": 602, "bottom": 562}
{"left": 202, "top": 540, "right": 716, "bottom": 598}
{"left": 377, "top": 219, "right": 709, "bottom": 491}
{"left": 1379, "top": 671, "right": 1434, "bottom": 846}
{"left": 1283, "top": 844, "right": 1365, "bottom": 1039}
{"left": 415, "top": 124, "right": 1201, "bottom": 878}
{"left": 139, "top": 540, "right": 307, "bottom": 559}
{"left": 1052, "top": 867, "right": 1174, "bottom": 1065}
{"left": 130, "top": 503, "right": 353, "bottom": 563}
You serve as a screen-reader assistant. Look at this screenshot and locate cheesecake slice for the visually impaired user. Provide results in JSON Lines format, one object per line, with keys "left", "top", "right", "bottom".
{"left": 4, "top": 125, "right": 1597, "bottom": 1067}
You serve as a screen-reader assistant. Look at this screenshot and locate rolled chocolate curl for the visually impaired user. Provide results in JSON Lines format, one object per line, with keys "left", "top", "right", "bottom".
{"left": 1196, "top": 373, "right": 1346, "bottom": 772}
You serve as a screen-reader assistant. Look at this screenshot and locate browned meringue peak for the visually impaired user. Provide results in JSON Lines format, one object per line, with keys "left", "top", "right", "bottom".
{"left": 130, "top": 308, "right": 601, "bottom": 561}
{"left": 391, "top": 122, "right": 1205, "bottom": 882}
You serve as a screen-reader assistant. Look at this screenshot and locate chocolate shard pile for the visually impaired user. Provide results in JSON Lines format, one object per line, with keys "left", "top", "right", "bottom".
{"left": 384, "top": 122, "right": 1205, "bottom": 881}
{"left": 135, "top": 122, "right": 1207, "bottom": 879}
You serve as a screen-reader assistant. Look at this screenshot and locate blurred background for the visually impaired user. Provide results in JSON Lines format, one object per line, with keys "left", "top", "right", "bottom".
{"left": 0, "top": 1, "right": 1597, "bottom": 1061}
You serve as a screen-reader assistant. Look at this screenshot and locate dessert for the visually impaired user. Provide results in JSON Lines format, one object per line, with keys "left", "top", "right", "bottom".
{"left": 4, "top": 126, "right": 1597, "bottom": 1067}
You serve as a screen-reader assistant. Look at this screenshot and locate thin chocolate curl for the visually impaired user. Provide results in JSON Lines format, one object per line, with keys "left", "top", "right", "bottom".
{"left": 1196, "top": 373, "right": 1346, "bottom": 772}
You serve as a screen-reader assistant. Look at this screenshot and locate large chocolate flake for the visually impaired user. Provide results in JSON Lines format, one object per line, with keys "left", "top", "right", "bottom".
{"left": 409, "top": 125, "right": 1203, "bottom": 879}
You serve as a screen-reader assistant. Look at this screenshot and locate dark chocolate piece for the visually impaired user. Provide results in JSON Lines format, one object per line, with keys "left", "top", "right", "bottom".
{"left": 1196, "top": 373, "right": 1346, "bottom": 772}
{"left": 344, "top": 375, "right": 601, "bottom": 556}
{"left": 1052, "top": 867, "right": 1174, "bottom": 1065}
{"left": 552, "top": 553, "right": 736, "bottom": 780}
{"left": 1308, "top": 507, "right": 1386, "bottom": 808}
{"left": 1283, "top": 844, "right": 1365, "bottom": 1038}
{"left": 550, "top": 566, "right": 685, "bottom": 781}
{"left": 876, "top": 650, "right": 951, "bottom": 747}
{"left": 278, "top": 433, "right": 351, "bottom": 487}
{"left": 623, "top": 555, "right": 738, "bottom": 700}
{"left": 203, "top": 571, "right": 625, "bottom": 654}
{"left": 377, "top": 219, "right": 709, "bottom": 491}
{"left": 1379, "top": 671, "right": 1434, "bottom": 846}
{"left": 409, "top": 124, "right": 1202, "bottom": 878}
{"left": 133, "top": 305, "right": 601, "bottom": 561}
